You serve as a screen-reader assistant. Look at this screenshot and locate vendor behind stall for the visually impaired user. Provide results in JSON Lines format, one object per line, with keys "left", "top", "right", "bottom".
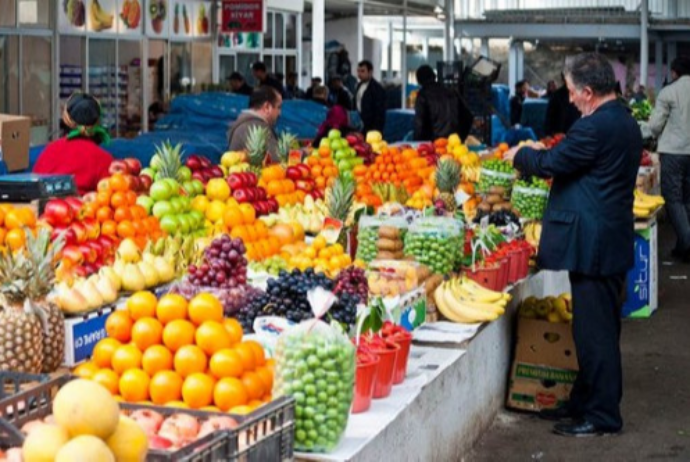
{"left": 33, "top": 93, "right": 113, "bottom": 194}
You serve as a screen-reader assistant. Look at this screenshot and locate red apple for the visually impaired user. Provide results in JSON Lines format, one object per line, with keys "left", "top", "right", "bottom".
{"left": 62, "top": 245, "right": 84, "bottom": 265}
{"left": 51, "top": 226, "right": 77, "bottom": 246}
{"left": 149, "top": 435, "right": 174, "bottom": 450}
{"left": 286, "top": 166, "right": 301, "bottom": 181}
{"left": 123, "top": 158, "right": 142, "bottom": 176}
{"left": 70, "top": 222, "right": 88, "bottom": 244}
{"left": 79, "top": 243, "right": 97, "bottom": 264}
{"left": 197, "top": 417, "right": 238, "bottom": 439}
{"left": 255, "top": 188, "right": 267, "bottom": 201}
{"left": 191, "top": 171, "right": 205, "bottom": 183}
{"left": 129, "top": 409, "right": 164, "bottom": 436}
{"left": 139, "top": 174, "right": 153, "bottom": 192}
{"left": 199, "top": 156, "right": 212, "bottom": 169}
{"left": 296, "top": 164, "right": 311, "bottom": 179}
{"left": 108, "top": 160, "right": 129, "bottom": 175}
{"left": 159, "top": 413, "right": 200, "bottom": 443}
{"left": 82, "top": 218, "right": 100, "bottom": 240}
{"left": 43, "top": 199, "right": 74, "bottom": 227}
{"left": 209, "top": 166, "right": 224, "bottom": 178}
{"left": 82, "top": 262, "right": 98, "bottom": 275}
{"left": 185, "top": 155, "right": 202, "bottom": 171}
{"left": 64, "top": 197, "right": 84, "bottom": 215}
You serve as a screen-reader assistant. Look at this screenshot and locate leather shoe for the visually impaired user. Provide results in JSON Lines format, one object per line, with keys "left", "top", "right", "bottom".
{"left": 553, "top": 420, "right": 620, "bottom": 437}
{"left": 538, "top": 407, "right": 576, "bottom": 421}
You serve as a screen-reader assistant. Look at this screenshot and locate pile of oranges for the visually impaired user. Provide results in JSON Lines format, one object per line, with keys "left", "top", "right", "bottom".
{"left": 82, "top": 172, "right": 163, "bottom": 249}
{"left": 78, "top": 291, "right": 273, "bottom": 414}
{"left": 306, "top": 149, "right": 339, "bottom": 192}
{"left": 259, "top": 166, "right": 306, "bottom": 207}
{"left": 286, "top": 235, "right": 353, "bottom": 276}
{"left": 230, "top": 218, "right": 281, "bottom": 262}
{"left": 0, "top": 204, "right": 38, "bottom": 252}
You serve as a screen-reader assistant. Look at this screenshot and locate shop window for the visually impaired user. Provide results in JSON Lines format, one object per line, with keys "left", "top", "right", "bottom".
{"left": 18, "top": 0, "right": 51, "bottom": 28}
{"left": 21, "top": 35, "right": 52, "bottom": 144}
{"left": 118, "top": 40, "right": 142, "bottom": 138}
{"left": 0, "top": 1, "right": 17, "bottom": 27}
{"left": 286, "top": 14, "right": 297, "bottom": 49}
{"left": 170, "top": 42, "right": 192, "bottom": 95}
{"left": 88, "top": 39, "right": 117, "bottom": 135}
{"left": 192, "top": 41, "right": 212, "bottom": 91}
{"left": 275, "top": 13, "right": 284, "bottom": 49}
{"left": 264, "top": 12, "right": 273, "bottom": 49}
{"left": 0, "top": 36, "right": 20, "bottom": 115}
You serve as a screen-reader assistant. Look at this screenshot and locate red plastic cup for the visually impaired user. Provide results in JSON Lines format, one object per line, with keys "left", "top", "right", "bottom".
{"left": 389, "top": 333, "right": 412, "bottom": 385}
{"left": 372, "top": 342, "right": 400, "bottom": 399}
{"left": 352, "top": 355, "right": 380, "bottom": 413}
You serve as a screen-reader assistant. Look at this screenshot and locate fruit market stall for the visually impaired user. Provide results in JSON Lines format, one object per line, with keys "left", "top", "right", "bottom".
{"left": 0, "top": 128, "right": 663, "bottom": 461}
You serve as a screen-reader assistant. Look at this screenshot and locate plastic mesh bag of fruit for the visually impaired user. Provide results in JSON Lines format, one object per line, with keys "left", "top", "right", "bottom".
{"left": 272, "top": 287, "right": 356, "bottom": 453}
{"left": 478, "top": 168, "right": 516, "bottom": 194}
{"left": 356, "top": 215, "right": 409, "bottom": 263}
{"left": 404, "top": 217, "right": 462, "bottom": 274}
{"left": 510, "top": 185, "right": 549, "bottom": 220}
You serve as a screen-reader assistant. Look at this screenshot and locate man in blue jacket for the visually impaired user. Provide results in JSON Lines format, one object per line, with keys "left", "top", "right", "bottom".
{"left": 505, "top": 53, "right": 641, "bottom": 437}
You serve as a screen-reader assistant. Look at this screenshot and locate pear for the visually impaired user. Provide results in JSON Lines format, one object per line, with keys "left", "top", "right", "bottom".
{"left": 94, "top": 275, "right": 118, "bottom": 304}
{"left": 117, "top": 238, "right": 141, "bottom": 264}
{"left": 121, "top": 264, "right": 146, "bottom": 292}
{"left": 99, "top": 267, "right": 122, "bottom": 292}
{"left": 112, "top": 260, "right": 126, "bottom": 278}
{"left": 153, "top": 256, "right": 176, "bottom": 283}
{"left": 78, "top": 278, "right": 104, "bottom": 310}
{"left": 137, "top": 261, "right": 160, "bottom": 288}
{"left": 142, "top": 253, "right": 156, "bottom": 265}
{"left": 57, "top": 286, "right": 89, "bottom": 314}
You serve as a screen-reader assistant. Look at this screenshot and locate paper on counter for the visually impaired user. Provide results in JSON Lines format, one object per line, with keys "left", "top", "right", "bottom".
{"left": 412, "top": 321, "right": 483, "bottom": 345}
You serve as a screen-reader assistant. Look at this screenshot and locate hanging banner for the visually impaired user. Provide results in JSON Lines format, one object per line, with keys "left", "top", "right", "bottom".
{"left": 193, "top": 1, "right": 212, "bottom": 37}
{"left": 170, "top": 0, "right": 194, "bottom": 38}
{"left": 87, "top": 0, "right": 117, "bottom": 33}
{"left": 117, "top": 0, "right": 143, "bottom": 34}
{"left": 221, "top": 0, "right": 263, "bottom": 33}
{"left": 146, "top": 0, "right": 170, "bottom": 37}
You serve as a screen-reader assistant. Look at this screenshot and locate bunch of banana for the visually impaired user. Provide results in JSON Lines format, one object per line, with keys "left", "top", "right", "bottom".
{"left": 144, "top": 236, "right": 203, "bottom": 278}
{"left": 461, "top": 165, "right": 481, "bottom": 183}
{"left": 90, "top": 0, "right": 114, "bottom": 31}
{"left": 524, "top": 222, "right": 542, "bottom": 248}
{"left": 634, "top": 189, "right": 665, "bottom": 218}
{"left": 434, "top": 276, "right": 511, "bottom": 324}
{"left": 519, "top": 294, "right": 572, "bottom": 323}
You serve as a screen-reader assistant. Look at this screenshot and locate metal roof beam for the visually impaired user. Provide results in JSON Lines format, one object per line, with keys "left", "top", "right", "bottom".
{"left": 452, "top": 22, "right": 642, "bottom": 40}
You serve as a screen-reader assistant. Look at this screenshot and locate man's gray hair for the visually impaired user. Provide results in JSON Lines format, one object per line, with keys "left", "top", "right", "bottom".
{"left": 564, "top": 53, "right": 617, "bottom": 96}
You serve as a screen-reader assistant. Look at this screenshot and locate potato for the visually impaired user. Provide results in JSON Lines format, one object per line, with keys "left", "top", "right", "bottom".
{"left": 485, "top": 193, "right": 503, "bottom": 205}
{"left": 377, "top": 238, "right": 403, "bottom": 251}
{"left": 378, "top": 226, "right": 401, "bottom": 239}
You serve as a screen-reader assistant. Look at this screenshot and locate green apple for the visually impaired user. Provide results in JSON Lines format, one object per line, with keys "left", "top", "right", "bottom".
{"left": 141, "top": 168, "right": 156, "bottom": 179}
{"left": 177, "top": 215, "right": 191, "bottom": 234}
{"left": 178, "top": 195, "right": 191, "bottom": 211}
{"left": 182, "top": 181, "right": 195, "bottom": 196}
{"left": 163, "top": 178, "right": 180, "bottom": 192}
{"left": 352, "top": 157, "right": 364, "bottom": 166}
{"left": 178, "top": 166, "right": 192, "bottom": 182}
{"left": 152, "top": 200, "right": 173, "bottom": 218}
{"left": 150, "top": 181, "right": 173, "bottom": 201}
{"left": 334, "top": 149, "right": 346, "bottom": 160}
{"left": 342, "top": 170, "right": 354, "bottom": 181}
{"left": 160, "top": 215, "right": 180, "bottom": 235}
{"left": 170, "top": 197, "right": 184, "bottom": 214}
{"left": 192, "top": 180, "right": 205, "bottom": 196}
{"left": 136, "top": 196, "right": 154, "bottom": 214}
{"left": 338, "top": 160, "right": 350, "bottom": 171}
{"left": 150, "top": 154, "right": 162, "bottom": 170}
{"left": 328, "top": 129, "right": 342, "bottom": 140}
{"left": 319, "top": 138, "right": 331, "bottom": 148}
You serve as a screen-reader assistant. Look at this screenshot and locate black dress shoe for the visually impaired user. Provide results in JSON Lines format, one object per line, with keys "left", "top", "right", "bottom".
{"left": 538, "top": 407, "right": 576, "bottom": 421}
{"left": 553, "top": 420, "right": 620, "bottom": 437}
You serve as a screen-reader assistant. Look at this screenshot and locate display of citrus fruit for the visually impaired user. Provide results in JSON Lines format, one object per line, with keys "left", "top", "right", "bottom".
{"left": 149, "top": 370, "right": 183, "bottom": 405}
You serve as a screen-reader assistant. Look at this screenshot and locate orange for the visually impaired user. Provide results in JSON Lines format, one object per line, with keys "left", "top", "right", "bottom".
{"left": 125, "top": 190, "right": 138, "bottom": 206}
{"left": 156, "top": 294, "right": 188, "bottom": 324}
{"left": 16, "top": 208, "right": 36, "bottom": 227}
{"left": 96, "top": 191, "right": 112, "bottom": 207}
{"left": 92, "top": 338, "right": 122, "bottom": 368}
{"left": 142, "top": 345, "right": 174, "bottom": 376}
{"left": 223, "top": 318, "right": 243, "bottom": 345}
{"left": 96, "top": 207, "right": 113, "bottom": 223}
{"left": 105, "top": 311, "right": 133, "bottom": 343}
{"left": 238, "top": 203, "right": 256, "bottom": 224}
{"left": 229, "top": 405, "right": 254, "bottom": 415}
{"left": 0, "top": 208, "right": 4, "bottom": 227}
{"left": 187, "top": 293, "right": 224, "bottom": 325}
{"left": 92, "top": 368, "right": 120, "bottom": 395}
{"left": 248, "top": 400, "right": 264, "bottom": 409}
{"left": 117, "top": 221, "right": 136, "bottom": 239}
{"left": 209, "top": 349, "right": 244, "bottom": 379}
{"left": 101, "top": 220, "right": 117, "bottom": 237}
{"left": 241, "top": 371, "right": 265, "bottom": 400}
{"left": 181, "top": 373, "right": 215, "bottom": 409}
{"left": 195, "top": 321, "right": 232, "bottom": 356}
{"left": 5, "top": 228, "right": 26, "bottom": 251}
{"left": 109, "top": 173, "right": 128, "bottom": 192}
{"left": 174, "top": 345, "right": 208, "bottom": 378}
{"left": 110, "top": 191, "right": 127, "bottom": 208}
{"left": 149, "top": 370, "right": 183, "bottom": 405}
{"left": 130, "top": 204, "right": 147, "bottom": 220}
{"left": 222, "top": 207, "right": 243, "bottom": 229}
{"left": 165, "top": 401, "right": 189, "bottom": 409}
{"left": 127, "top": 291, "right": 158, "bottom": 320}
{"left": 73, "top": 361, "right": 99, "bottom": 379}
{"left": 114, "top": 206, "right": 133, "bottom": 223}
{"left": 265, "top": 358, "right": 275, "bottom": 372}
{"left": 242, "top": 340, "right": 266, "bottom": 367}
{"left": 162, "top": 319, "right": 196, "bottom": 352}
{"left": 119, "top": 369, "right": 150, "bottom": 402}
{"left": 233, "top": 343, "right": 256, "bottom": 371}
{"left": 111, "top": 344, "right": 143, "bottom": 374}
{"left": 0, "top": 229, "right": 6, "bottom": 246}
{"left": 255, "top": 366, "right": 273, "bottom": 391}
{"left": 131, "top": 317, "right": 163, "bottom": 351}
{"left": 3, "top": 210, "right": 23, "bottom": 230}
{"left": 213, "top": 377, "right": 249, "bottom": 411}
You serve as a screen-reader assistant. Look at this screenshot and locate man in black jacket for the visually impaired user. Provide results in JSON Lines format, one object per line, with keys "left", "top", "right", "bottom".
{"left": 544, "top": 74, "right": 581, "bottom": 135}
{"left": 505, "top": 53, "right": 641, "bottom": 438}
{"left": 227, "top": 72, "right": 253, "bottom": 96}
{"left": 252, "top": 62, "right": 285, "bottom": 97}
{"left": 355, "top": 60, "right": 387, "bottom": 134}
{"left": 510, "top": 80, "right": 529, "bottom": 126}
{"left": 413, "top": 65, "right": 473, "bottom": 141}
{"left": 328, "top": 75, "right": 353, "bottom": 110}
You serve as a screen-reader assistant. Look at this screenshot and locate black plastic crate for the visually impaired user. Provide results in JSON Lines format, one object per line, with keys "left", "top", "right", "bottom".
{"left": 0, "top": 371, "right": 50, "bottom": 401}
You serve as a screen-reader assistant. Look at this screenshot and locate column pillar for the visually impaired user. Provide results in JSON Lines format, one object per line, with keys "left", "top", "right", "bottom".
{"left": 311, "top": 0, "right": 325, "bottom": 81}
{"left": 508, "top": 39, "right": 524, "bottom": 96}
{"left": 640, "top": 0, "right": 649, "bottom": 89}
{"left": 357, "top": 0, "right": 364, "bottom": 65}
{"left": 401, "top": 0, "right": 408, "bottom": 108}
{"left": 480, "top": 38, "right": 490, "bottom": 57}
{"left": 655, "top": 39, "right": 663, "bottom": 91}
{"left": 387, "top": 21, "right": 393, "bottom": 80}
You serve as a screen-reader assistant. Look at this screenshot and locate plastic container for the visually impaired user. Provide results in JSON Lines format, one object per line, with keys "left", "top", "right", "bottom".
{"left": 507, "top": 248, "right": 523, "bottom": 284}
{"left": 477, "top": 168, "right": 516, "bottom": 194}
{"left": 355, "top": 215, "right": 409, "bottom": 263}
{"left": 352, "top": 356, "right": 380, "bottom": 414}
{"left": 404, "top": 217, "right": 462, "bottom": 274}
{"left": 372, "top": 342, "right": 400, "bottom": 399}
{"left": 511, "top": 185, "right": 549, "bottom": 220}
{"left": 390, "top": 333, "right": 412, "bottom": 385}
{"left": 0, "top": 371, "right": 50, "bottom": 401}
{"left": 465, "top": 263, "right": 502, "bottom": 291}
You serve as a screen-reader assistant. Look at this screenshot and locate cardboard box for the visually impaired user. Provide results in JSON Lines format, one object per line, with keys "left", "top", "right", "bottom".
{"left": 623, "top": 217, "right": 658, "bottom": 318}
{"left": 506, "top": 317, "right": 578, "bottom": 412}
{"left": 385, "top": 286, "right": 427, "bottom": 331}
{"left": 0, "top": 114, "right": 31, "bottom": 172}
{"left": 63, "top": 306, "right": 116, "bottom": 367}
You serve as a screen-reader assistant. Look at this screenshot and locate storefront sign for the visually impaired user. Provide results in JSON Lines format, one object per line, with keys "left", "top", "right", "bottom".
{"left": 221, "top": 0, "right": 263, "bottom": 33}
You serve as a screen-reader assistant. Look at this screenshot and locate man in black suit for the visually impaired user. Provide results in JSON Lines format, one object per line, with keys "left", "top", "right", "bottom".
{"left": 544, "top": 73, "right": 581, "bottom": 135}
{"left": 252, "top": 62, "right": 285, "bottom": 97}
{"left": 227, "top": 72, "right": 253, "bottom": 96}
{"left": 505, "top": 53, "right": 641, "bottom": 437}
{"left": 355, "top": 60, "right": 387, "bottom": 134}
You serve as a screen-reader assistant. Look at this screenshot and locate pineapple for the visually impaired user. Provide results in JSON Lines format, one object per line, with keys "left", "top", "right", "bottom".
{"left": 0, "top": 229, "right": 65, "bottom": 373}
{"left": 245, "top": 125, "right": 268, "bottom": 175}
{"left": 153, "top": 141, "right": 183, "bottom": 181}
{"left": 435, "top": 159, "right": 461, "bottom": 212}
{"left": 326, "top": 177, "right": 355, "bottom": 248}
{"left": 277, "top": 132, "right": 297, "bottom": 167}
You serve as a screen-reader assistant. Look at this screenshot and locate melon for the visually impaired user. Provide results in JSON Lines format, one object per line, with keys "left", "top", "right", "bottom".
{"left": 55, "top": 435, "right": 115, "bottom": 462}
{"left": 106, "top": 416, "right": 149, "bottom": 462}
{"left": 22, "top": 423, "right": 69, "bottom": 462}
{"left": 53, "top": 379, "right": 120, "bottom": 439}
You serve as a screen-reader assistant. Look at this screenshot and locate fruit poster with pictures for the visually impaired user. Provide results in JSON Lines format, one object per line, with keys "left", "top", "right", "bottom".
{"left": 146, "top": 0, "right": 170, "bottom": 37}
{"left": 87, "top": 0, "right": 118, "bottom": 33}
{"left": 192, "top": 1, "right": 212, "bottom": 37}
{"left": 59, "top": 0, "right": 87, "bottom": 32}
{"left": 117, "top": 0, "right": 143, "bottom": 35}
{"left": 170, "top": 0, "right": 194, "bottom": 38}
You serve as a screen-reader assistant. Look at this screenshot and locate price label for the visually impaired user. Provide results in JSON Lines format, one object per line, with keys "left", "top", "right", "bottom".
{"left": 480, "top": 215, "right": 489, "bottom": 232}
{"left": 319, "top": 217, "right": 344, "bottom": 244}
{"left": 454, "top": 190, "right": 471, "bottom": 206}
{"left": 288, "top": 150, "right": 303, "bottom": 166}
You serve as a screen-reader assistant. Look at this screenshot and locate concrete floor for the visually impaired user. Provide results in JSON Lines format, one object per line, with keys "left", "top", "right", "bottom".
{"left": 467, "top": 222, "right": 690, "bottom": 462}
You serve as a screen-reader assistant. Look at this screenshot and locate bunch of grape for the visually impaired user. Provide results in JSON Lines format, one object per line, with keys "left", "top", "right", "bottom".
{"left": 170, "top": 282, "right": 262, "bottom": 317}
{"left": 237, "top": 290, "right": 272, "bottom": 333}
{"left": 333, "top": 267, "right": 368, "bottom": 304}
{"left": 187, "top": 235, "right": 247, "bottom": 288}
{"left": 330, "top": 292, "right": 360, "bottom": 328}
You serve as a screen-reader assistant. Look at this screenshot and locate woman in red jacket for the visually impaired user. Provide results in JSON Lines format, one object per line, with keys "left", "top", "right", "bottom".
{"left": 33, "top": 93, "right": 113, "bottom": 194}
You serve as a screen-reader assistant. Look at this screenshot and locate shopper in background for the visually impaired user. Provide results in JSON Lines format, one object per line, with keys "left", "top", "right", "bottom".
{"left": 227, "top": 86, "right": 282, "bottom": 163}
{"left": 645, "top": 56, "right": 690, "bottom": 260}
{"left": 544, "top": 73, "right": 581, "bottom": 136}
{"left": 34, "top": 93, "right": 113, "bottom": 195}
{"left": 251, "top": 62, "right": 285, "bottom": 97}
{"left": 227, "top": 72, "right": 253, "bottom": 96}
{"left": 311, "top": 85, "right": 331, "bottom": 108}
{"left": 305, "top": 77, "right": 322, "bottom": 100}
{"left": 313, "top": 103, "right": 353, "bottom": 148}
{"left": 328, "top": 75, "right": 353, "bottom": 110}
{"left": 504, "top": 53, "right": 641, "bottom": 438}
{"left": 355, "top": 60, "right": 387, "bottom": 134}
{"left": 285, "top": 72, "right": 305, "bottom": 100}
{"left": 413, "top": 65, "right": 473, "bottom": 141}
{"left": 543, "top": 80, "right": 558, "bottom": 99}
{"left": 633, "top": 85, "right": 648, "bottom": 102}
{"left": 510, "top": 79, "right": 530, "bottom": 126}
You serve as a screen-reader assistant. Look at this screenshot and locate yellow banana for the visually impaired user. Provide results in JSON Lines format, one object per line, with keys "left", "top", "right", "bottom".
{"left": 449, "top": 280, "right": 508, "bottom": 311}
{"left": 449, "top": 278, "right": 505, "bottom": 304}
{"left": 435, "top": 283, "right": 475, "bottom": 323}
{"left": 444, "top": 284, "right": 502, "bottom": 321}
{"left": 460, "top": 276, "right": 512, "bottom": 302}
{"left": 633, "top": 207, "right": 651, "bottom": 218}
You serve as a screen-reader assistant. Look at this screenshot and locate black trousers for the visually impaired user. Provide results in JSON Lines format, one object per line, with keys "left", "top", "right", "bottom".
{"left": 567, "top": 272, "right": 626, "bottom": 431}
{"left": 660, "top": 153, "right": 690, "bottom": 253}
